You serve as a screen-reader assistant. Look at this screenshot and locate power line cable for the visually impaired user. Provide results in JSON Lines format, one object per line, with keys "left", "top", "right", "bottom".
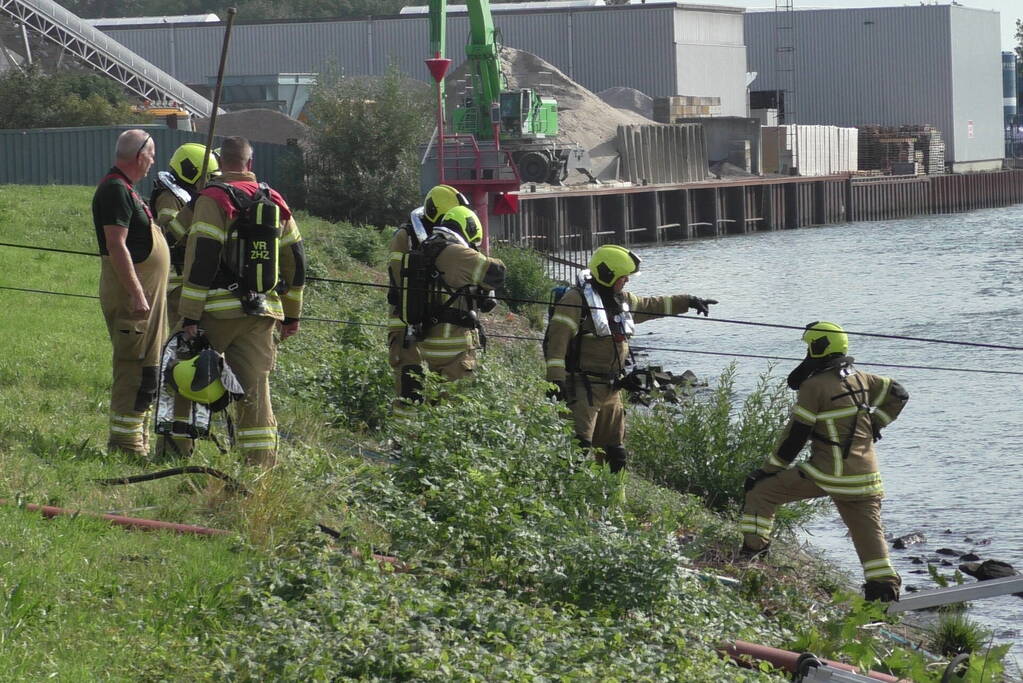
{"left": 3, "top": 240, "right": 1023, "bottom": 352}
{"left": 3, "top": 284, "right": 1021, "bottom": 377}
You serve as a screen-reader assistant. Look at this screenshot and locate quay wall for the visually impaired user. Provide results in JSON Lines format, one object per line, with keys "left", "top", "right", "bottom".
{"left": 494, "top": 170, "right": 1023, "bottom": 278}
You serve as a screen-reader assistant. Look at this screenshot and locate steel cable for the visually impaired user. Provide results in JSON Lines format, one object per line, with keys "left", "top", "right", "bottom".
{"left": 4, "top": 283, "right": 1022, "bottom": 377}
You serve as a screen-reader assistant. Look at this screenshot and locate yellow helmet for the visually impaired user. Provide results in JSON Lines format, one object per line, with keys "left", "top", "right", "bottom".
{"left": 439, "top": 205, "right": 483, "bottom": 246}
{"left": 170, "top": 349, "right": 227, "bottom": 405}
{"left": 424, "top": 184, "right": 470, "bottom": 224}
{"left": 169, "top": 143, "right": 219, "bottom": 186}
{"left": 802, "top": 321, "right": 849, "bottom": 358}
{"left": 588, "top": 245, "right": 641, "bottom": 287}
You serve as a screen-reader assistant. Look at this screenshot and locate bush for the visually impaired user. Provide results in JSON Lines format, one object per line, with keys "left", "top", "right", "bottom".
{"left": 0, "top": 67, "right": 142, "bottom": 129}
{"left": 628, "top": 365, "right": 819, "bottom": 524}
{"left": 303, "top": 64, "right": 432, "bottom": 227}
{"left": 335, "top": 222, "right": 390, "bottom": 268}
{"left": 491, "top": 244, "right": 556, "bottom": 327}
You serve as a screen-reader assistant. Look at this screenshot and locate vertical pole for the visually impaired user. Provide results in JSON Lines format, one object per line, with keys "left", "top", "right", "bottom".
{"left": 199, "top": 7, "right": 237, "bottom": 190}
{"left": 437, "top": 76, "right": 445, "bottom": 185}
{"left": 473, "top": 187, "right": 490, "bottom": 254}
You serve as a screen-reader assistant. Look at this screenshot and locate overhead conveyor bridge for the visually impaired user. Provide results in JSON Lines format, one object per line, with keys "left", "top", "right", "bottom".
{"left": 0, "top": 0, "right": 218, "bottom": 117}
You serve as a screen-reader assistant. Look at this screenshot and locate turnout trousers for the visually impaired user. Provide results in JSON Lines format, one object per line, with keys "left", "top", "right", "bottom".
{"left": 742, "top": 467, "right": 900, "bottom": 587}
{"left": 566, "top": 376, "right": 626, "bottom": 467}
{"left": 202, "top": 315, "right": 279, "bottom": 467}
{"left": 99, "top": 225, "right": 169, "bottom": 456}
{"left": 388, "top": 329, "right": 423, "bottom": 420}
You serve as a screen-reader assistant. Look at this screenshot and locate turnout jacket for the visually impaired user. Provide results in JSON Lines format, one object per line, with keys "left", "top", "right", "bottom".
{"left": 419, "top": 235, "right": 506, "bottom": 367}
{"left": 763, "top": 362, "right": 909, "bottom": 499}
{"left": 544, "top": 287, "right": 694, "bottom": 383}
{"left": 152, "top": 190, "right": 189, "bottom": 291}
{"left": 178, "top": 171, "right": 305, "bottom": 322}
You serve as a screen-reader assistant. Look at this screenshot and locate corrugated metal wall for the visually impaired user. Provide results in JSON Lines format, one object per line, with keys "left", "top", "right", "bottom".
{"left": 101, "top": 5, "right": 743, "bottom": 107}
{"left": 948, "top": 7, "right": 1004, "bottom": 165}
{"left": 745, "top": 6, "right": 1003, "bottom": 164}
{"left": 0, "top": 126, "right": 301, "bottom": 200}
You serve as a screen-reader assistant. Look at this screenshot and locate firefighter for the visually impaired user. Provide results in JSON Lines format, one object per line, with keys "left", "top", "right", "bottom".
{"left": 92, "top": 129, "right": 170, "bottom": 457}
{"left": 740, "top": 321, "right": 910, "bottom": 602}
{"left": 394, "top": 206, "right": 506, "bottom": 414}
{"left": 150, "top": 142, "right": 219, "bottom": 324}
{"left": 178, "top": 136, "right": 305, "bottom": 467}
{"left": 544, "top": 244, "right": 717, "bottom": 473}
{"left": 387, "top": 185, "right": 471, "bottom": 417}
{"left": 150, "top": 144, "right": 219, "bottom": 459}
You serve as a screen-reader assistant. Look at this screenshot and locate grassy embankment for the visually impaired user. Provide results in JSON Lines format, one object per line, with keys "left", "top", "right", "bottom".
{"left": 0, "top": 185, "right": 1006, "bottom": 681}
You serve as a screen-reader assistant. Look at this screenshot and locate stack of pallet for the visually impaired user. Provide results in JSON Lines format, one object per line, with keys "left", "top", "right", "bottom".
{"left": 856, "top": 125, "right": 946, "bottom": 175}
{"left": 653, "top": 96, "right": 721, "bottom": 122}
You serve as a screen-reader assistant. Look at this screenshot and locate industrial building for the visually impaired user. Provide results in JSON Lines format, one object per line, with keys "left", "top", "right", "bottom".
{"left": 99, "top": 1, "right": 748, "bottom": 117}
{"left": 745, "top": 5, "right": 1004, "bottom": 172}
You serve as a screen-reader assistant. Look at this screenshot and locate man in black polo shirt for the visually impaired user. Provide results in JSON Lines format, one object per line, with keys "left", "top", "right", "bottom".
{"left": 92, "top": 129, "right": 170, "bottom": 457}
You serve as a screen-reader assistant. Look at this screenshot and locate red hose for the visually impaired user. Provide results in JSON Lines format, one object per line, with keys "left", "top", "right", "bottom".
{"left": 1, "top": 498, "right": 405, "bottom": 569}
{"left": 1, "top": 498, "right": 230, "bottom": 536}
{"left": 721, "top": 640, "right": 908, "bottom": 682}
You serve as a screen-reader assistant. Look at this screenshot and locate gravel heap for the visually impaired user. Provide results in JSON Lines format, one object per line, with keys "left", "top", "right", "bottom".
{"left": 194, "top": 108, "right": 308, "bottom": 146}
{"left": 448, "top": 47, "right": 653, "bottom": 182}
{"left": 597, "top": 86, "right": 654, "bottom": 121}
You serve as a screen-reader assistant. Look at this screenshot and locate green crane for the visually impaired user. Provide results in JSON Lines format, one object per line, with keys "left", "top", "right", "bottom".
{"left": 428, "top": 0, "right": 583, "bottom": 184}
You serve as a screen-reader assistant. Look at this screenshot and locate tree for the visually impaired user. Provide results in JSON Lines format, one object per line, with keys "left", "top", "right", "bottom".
{"left": 303, "top": 64, "right": 433, "bottom": 226}
{"left": 1015, "top": 18, "right": 1022, "bottom": 63}
{"left": 0, "top": 67, "right": 141, "bottom": 129}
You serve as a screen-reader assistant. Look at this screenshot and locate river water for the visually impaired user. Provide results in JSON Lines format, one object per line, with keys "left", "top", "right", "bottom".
{"left": 629, "top": 204, "right": 1023, "bottom": 662}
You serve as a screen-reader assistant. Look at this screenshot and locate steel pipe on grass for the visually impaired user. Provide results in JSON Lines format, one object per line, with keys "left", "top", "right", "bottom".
{"left": 720, "top": 640, "right": 907, "bottom": 682}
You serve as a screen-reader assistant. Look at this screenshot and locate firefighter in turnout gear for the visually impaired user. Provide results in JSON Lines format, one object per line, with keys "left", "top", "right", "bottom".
{"left": 391, "top": 206, "right": 506, "bottom": 415}
{"left": 150, "top": 143, "right": 219, "bottom": 325}
{"left": 178, "top": 137, "right": 305, "bottom": 466}
{"left": 741, "top": 321, "right": 910, "bottom": 602}
{"left": 92, "top": 129, "right": 170, "bottom": 457}
{"left": 543, "top": 244, "right": 718, "bottom": 472}
{"left": 387, "top": 185, "right": 472, "bottom": 417}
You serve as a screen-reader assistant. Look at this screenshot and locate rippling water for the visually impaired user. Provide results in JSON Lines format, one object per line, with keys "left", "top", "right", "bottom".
{"left": 630, "top": 204, "right": 1023, "bottom": 661}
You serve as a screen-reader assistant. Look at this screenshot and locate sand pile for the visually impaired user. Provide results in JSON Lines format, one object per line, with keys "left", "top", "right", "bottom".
{"left": 598, "top": 87, "right": 654, "bottom": 121}
{"left": 447, "top": 47, "right": 653, "bottom": 182}
{"left": 195, "top": 108, "right": 308, "bottom": 146}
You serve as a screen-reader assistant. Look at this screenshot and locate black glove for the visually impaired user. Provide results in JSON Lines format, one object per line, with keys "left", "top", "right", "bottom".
{"left": 743, "top": 468, "right": 775, "bottom": 492}
{"left": 547, "top": 380, "right": 566, "bottom": 402}
{"left": 477, "top": 290, "right": 498, "bottom": 313}
{"left": 689, "top": 296, "right": 718, "bottom": 317}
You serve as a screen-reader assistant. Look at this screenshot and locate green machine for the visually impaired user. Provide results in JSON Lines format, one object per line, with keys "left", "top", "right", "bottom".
{"left": 428, "top": 0, "right": 588, "bottom": 184}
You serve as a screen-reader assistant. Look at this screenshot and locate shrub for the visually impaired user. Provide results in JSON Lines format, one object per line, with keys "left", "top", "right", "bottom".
{"left": 334, "top": 221, "right": 390, "bottom": 268}
{"left": 0, "top": 67, "right": 142, "bottom": 129}
{"left": 491, "top": 243, "right": 556, "bottom": 328}
{"left": 303, "top": 64, "right": 432, "bottom": 227}
{"left": 628, "top": 364, "right": 821, "bottom": 527}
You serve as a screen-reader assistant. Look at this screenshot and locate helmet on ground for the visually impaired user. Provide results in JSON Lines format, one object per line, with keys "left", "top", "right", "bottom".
{"left": 588, "top": 245, "right": 641, "bottom": 287}
{"left": 169, "top": 143, "right": 219, "bottom": 186}
{"left": 424, "top": 184, "right": 470, "bottom": 224}
{"left": 170, "top": 348, "right": 227, "bottom": 405}
{"left": 802, "top": 321, "right": 849, "bottom": 358}
{"left": 439, "top": 205, "right": 483, "bottom": 246}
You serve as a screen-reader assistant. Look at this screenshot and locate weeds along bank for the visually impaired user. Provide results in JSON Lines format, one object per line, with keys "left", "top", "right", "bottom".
{"left": 0, "top": 185, "right": 1008, "bottom": 680}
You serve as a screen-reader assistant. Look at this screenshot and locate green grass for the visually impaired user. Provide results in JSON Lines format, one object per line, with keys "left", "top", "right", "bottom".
{"left": 0, "top": 185, "right": 1006, "bottom": 681}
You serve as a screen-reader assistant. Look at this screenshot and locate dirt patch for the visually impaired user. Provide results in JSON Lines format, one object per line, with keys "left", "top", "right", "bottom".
{"left": 194, "top": 109, "right": 309, "bottom": 146}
